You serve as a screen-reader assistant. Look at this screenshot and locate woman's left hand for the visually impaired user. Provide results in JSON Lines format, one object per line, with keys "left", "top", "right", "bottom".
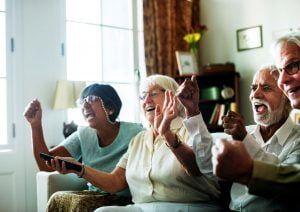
{"left": 154, "top": 90, "right": 178, "bottom": 136}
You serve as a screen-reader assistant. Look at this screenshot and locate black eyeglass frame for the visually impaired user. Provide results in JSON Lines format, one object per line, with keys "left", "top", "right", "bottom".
{"left": 271, "top": 60, "right": 300, "bottom": 80}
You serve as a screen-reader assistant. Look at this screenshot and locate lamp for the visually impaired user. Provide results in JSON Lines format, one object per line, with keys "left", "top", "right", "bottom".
{"left": 53, "top": 80, "right": 86, "bottom": 110}
{"left": 53, "top": 80, "right": 86, "bottom": 138}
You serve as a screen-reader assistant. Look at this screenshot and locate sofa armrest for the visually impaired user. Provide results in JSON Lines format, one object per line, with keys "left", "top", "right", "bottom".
{"left": 36, "top": 171, "right": 87, "bottom": 212}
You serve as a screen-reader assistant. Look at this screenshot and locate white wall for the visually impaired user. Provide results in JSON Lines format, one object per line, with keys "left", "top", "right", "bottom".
{"left": 14, "top": 0, "right": 66, "bottom": 211}
{"left": 199, "top": 0, "right": 300, "bottom": 124}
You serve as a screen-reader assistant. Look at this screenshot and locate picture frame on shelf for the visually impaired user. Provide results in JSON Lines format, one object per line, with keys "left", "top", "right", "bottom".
{"left": 237, "top": 25, "right": 263, "bottom": 51}
{"left": 175, "top": 51, "right": 198, "bottom": 75}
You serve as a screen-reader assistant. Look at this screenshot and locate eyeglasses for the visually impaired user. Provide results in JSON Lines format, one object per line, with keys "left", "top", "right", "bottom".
{"left": 77, "top": 95, "right": 101, "bottom": 106}
{"left": 139, "top": 89, "right": 165, "bottom": 101}
{"left": 272, "top": 60, "right": 300, "bottom": 80}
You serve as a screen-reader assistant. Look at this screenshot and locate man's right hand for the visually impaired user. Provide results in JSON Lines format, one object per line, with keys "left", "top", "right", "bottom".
{"left": 222, "top": 111, "right": 247, "bottom": 140}
{"left": 176, "top": 75, "right": 200, "bottom": 118}
{"left": 212, "top": 139, "right": 254, "bottom": 185}
{"left": 23, "top": 99, "right": 42, "bottom": 126}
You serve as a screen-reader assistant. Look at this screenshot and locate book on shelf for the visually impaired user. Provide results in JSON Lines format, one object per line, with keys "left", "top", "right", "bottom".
{"left": 230, "top": 102, "right": 237, "bottom": 112}
{"left": 217, "top": 104, "right": 225, "bottom": 126}
{"left": 212, "top": 104, "right": 221, "bottom": 125}
{"left": 209, "top": 104, "right": 219, "bottom": 124}
{"left": 208, "top": 102, "right": 238, "bottom": 126}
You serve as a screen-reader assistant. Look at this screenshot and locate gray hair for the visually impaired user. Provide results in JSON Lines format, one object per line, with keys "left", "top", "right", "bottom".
{"left": 271, "top": 31, "right": 300, "bottom": 56}
{"left": 140, "top": 74, "right": 185, "bottom": 117}
{"left": 257, "top": 64, "right": 277, "bottom": 73}
{"left": 253, "top": 64, "right": 277, "bottom": 80}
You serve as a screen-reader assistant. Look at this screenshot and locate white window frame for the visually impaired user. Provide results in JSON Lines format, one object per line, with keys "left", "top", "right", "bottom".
{"left": 65, "top": 0, "right": 145, "bottom": 125}
{"left": 0, "top": 0, "right": 14, "bottom": 150}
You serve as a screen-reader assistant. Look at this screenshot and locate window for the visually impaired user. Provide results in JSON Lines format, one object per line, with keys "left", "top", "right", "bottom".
{"left": 0, "top": 0, "right": 7, "bottom": 145}
{"left": 65, "top": 0, "right": 145, "bottom": 125}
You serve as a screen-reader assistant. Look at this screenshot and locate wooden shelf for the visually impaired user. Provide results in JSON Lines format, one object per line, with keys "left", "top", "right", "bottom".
{"left": 174, "top": 71, "right": 240, "bottom": 132}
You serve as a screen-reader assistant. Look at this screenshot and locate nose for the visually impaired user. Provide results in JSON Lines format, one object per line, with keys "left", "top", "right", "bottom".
{"left": 82, "top": 100, "right": 91, "bottom": 108}
{"left": 278, "top": 71, "right": 291, "bottom": 89}
{"left": 250, "top": 87, "right": 263, "bottom": 100}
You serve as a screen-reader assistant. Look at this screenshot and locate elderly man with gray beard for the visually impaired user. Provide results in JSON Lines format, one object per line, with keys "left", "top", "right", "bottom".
{"left": 220, "top": 65, "right": 300, "bottom": 211}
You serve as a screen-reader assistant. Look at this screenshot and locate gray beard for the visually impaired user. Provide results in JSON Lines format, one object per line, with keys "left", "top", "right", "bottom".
{"left": 253, "top": 98, "right": 287, "bottom": 127}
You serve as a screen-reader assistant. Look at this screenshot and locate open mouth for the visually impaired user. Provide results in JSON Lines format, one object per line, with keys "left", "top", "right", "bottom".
{"left": 145, "top": 106, "right": 155, "bottom": 112}
{"left": 254, "top": 103, "right": 267, "bottom": 113}
{"left": 84, "top": 111, "right": 96, "bottom": 119}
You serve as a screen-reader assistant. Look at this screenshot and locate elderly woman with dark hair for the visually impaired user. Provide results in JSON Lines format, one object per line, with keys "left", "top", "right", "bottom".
{"left": 23, "top": 83, "right": 143, "bottom": 211}
{"left": 48, "top": 75, "right": 222, "bottom": 212}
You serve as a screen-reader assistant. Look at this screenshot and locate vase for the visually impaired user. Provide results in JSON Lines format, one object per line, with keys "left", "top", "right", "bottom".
{"left": 190, "top": 47, "right": 200, "bottom": 74}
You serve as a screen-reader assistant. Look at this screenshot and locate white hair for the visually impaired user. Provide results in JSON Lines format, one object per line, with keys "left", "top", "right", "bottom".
{"left": 140, "top": 74, "right": 185, "bottom": 117}
{"left": 271, "top": 31, "right": 300, "bottom": 57}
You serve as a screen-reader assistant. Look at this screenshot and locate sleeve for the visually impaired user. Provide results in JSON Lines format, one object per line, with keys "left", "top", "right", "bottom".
{"left": 184, "top": 113, "right": 214, "bottom": 175}
{"left": 243, "top": 133, "right": 279, "bottom": 163}
{"left": 59, "top": 130, "right": 82, "bottom": 160}
{"left": 248, "top": 160, "right": 300, "bottom": 197}
{"left": 116, "top": 134, "right": 137, "bottom": 169}
{"left": 116, "top": 150, "right": 129, "bottom": 169}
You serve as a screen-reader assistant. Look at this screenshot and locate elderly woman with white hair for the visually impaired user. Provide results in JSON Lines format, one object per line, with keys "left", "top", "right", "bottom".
{"left": 49, "top": 74, "right": 222, "bottom": 212}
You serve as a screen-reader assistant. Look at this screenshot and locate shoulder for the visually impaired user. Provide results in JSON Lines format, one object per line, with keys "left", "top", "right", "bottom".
{"left": 127, "top": 130, "right": 148, "bottom": 148}
{"left": 120, "top": 121, "right": 144, "bottom": 134}
{"left": 77, "top": 126, "right": 97, "bottom": 138}
{"left": 246, "top": 125, "right": 257, "bottom": 134}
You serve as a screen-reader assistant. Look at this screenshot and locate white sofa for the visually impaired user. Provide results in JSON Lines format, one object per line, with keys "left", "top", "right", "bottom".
{"left": 36, "top": 171, "right": 87, "bottom": 212}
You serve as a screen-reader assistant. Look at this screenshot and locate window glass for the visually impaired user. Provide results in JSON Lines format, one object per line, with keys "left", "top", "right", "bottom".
{"left": 0, "top": 0, "right": 4, "bottom": 11}
{"left": 102, "top": 27, "right": 134, "bottom": 83}
{"left": 66, "top": 22, "right": 101, "bottom": 81}
{"left": 0, "top": 79, "right": 7, "bottom": 145}
{"left": 0, "top": 13, "right": 5, "bottom": 77}
{"left": 0, "top": 1, "right": 7, "bottom": 145}
{"left": 66, "top": 0, "right": 145, "bottom": 124}
{"left": 101, "top": 0, "right": 132, "bottom": 28}
{"left": 66, "top": 0, "right": 100, "bottom": 24}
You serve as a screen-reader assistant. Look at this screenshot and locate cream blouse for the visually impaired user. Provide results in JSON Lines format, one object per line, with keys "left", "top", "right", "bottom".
{"left": 117, "top": 117, "right": 220, "bottom": 204}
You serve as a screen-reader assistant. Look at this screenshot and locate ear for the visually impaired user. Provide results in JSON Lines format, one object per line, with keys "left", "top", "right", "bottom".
{"left": 108, "top": 109, "right": 114, "bottom": 115}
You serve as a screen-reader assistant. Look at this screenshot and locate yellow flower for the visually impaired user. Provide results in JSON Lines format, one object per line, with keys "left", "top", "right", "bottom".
{"left": 183, "top": 33, "right": 201, "bottom": 44}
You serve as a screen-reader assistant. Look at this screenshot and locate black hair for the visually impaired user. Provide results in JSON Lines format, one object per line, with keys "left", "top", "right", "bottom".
{"left": 80, "top": 83, "right": 122, "bottom": 122}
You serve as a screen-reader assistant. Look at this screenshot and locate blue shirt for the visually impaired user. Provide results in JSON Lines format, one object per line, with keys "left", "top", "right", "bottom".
{"left": 60, "top": 121, "right": 143, "bottom": 196}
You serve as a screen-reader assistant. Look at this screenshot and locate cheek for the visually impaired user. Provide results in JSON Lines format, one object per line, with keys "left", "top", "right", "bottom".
{"left": 249, "top": 92, "right": 254, "bottom": 101}
{"left": 277, "top": 78, "right": 284, "bottom": 91}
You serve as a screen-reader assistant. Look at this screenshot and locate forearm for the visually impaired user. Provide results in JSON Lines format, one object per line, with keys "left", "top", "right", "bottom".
{"left": 164, "top": 132, "right": 201, "bottom": 176}
{"left": 185, "top": 113, "right": 214, "bottom": 174}
{"left": 82, "top": 166, "right": 128, "bottom": 193}
{"left": 248, "top": 160, "right": 300, "bottom": 197}
{"left": 31, "top": 124, "right": 53, "bottom": 171}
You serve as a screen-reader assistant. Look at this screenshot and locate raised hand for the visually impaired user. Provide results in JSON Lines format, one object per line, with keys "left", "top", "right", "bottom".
{"left": 23, "top": 99, "right": 42, "bottom": 126}
{"left": 176, "top": 75, "right": 200, "bottom": 118}
{"left": 222, "top": 111, "right": 247, "bottom": 141}
{"left": 154, "top": 90, "right": 178, "bottom": 136}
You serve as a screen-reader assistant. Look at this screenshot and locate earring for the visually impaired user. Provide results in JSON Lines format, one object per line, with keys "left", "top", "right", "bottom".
{"left": 99, "top": 98, "right": 116, "bottom": 125}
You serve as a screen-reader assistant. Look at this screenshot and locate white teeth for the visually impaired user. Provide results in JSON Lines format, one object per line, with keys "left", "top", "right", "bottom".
{"left": 145, "top": 106, "right": 155, "bottom": 112}
{"left": 84, "top": 112, "right": 95, "bottom": 118}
